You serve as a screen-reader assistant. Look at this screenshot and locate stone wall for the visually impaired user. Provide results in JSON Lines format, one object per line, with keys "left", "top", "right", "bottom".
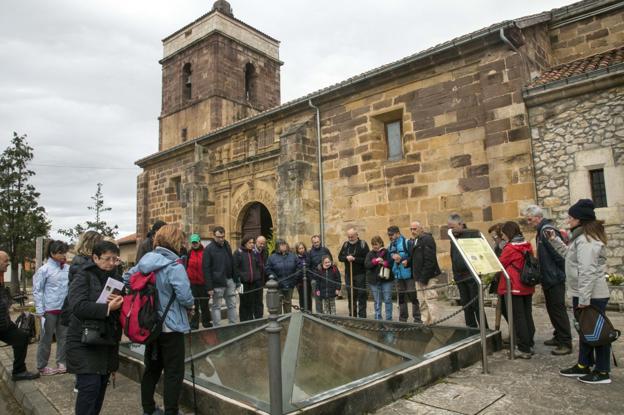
{"left": 528, "top": 85, "right": 624, "bottom": 273}
{"left": 549, "top": 7, "right": 624, "bottom": 65}
{"left": 159, "top": 32, "right": 280, "bottom": 151}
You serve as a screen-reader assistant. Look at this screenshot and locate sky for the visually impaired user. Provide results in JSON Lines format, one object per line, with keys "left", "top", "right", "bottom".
{"left": 0, "top": 0, "right": 574, "bottom": 240}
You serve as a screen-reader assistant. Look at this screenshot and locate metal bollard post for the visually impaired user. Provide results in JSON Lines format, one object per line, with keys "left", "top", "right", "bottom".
{"left": 303, "top": 265, "right": 309, "bottom": 312}
{"left": 265, "top": 276, "right": 283, "bottom": 415}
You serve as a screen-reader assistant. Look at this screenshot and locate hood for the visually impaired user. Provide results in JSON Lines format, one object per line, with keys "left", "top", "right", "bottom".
{"left": 136, "top": 246, "right": 178, "bottom": 273}
{"left": 507, "top": 241, "right": 532, "bottom": 253}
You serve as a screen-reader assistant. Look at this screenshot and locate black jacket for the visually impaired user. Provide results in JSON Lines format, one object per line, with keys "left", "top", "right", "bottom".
{"left": 307, "top": 246, "right": 332, "bottom": 271}
{"left": 0, "top": 287, "right": 10, "bottom": 332}
{"left": 338, "top": 239, "right": 370, "bottom": 279}
{"left": 266, "top": 252, "right": 299, "bottom": 289}
{"left": 408, "top": 233, "right": 441, "bottom": 284}
{"left": 65, "top": 261, "right": 122, "bottom": 375}
{"left": 365, "top": 248, "right": 394, "bottom": 285}
{"left": 234, "top": 247, "right": 262, "bottom": 284}
{"left": 60, "top": 255, "right": 90, "bottom": 326}
{"left": 536, "top": 219, "right": 566, "bottom": 288}
{"left": 450, "top": 227, "right": 480, "bottom": 280}
{"left": 202, "top": 240, "right": 236, "bottom": 291}
{"left": 313, "top": 265, "right": 342, "bottom": 299}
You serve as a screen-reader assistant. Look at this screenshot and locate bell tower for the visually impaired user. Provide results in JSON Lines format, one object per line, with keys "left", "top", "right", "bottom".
{"left": 158, "top": 0, "right": 281, "bottom": 150}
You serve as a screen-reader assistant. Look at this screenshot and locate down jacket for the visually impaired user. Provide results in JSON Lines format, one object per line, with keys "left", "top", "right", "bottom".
{"left": 497, "top": 240, "right": 535, "bottom": 296}
{"left": 549, "top": 226, "right": 610, "bottom": 305}
{"left": 266, "top": 252, "right": 299, "bottom": 289}
{"left": 66, "top": 261, "right": 122, "bottom": 375}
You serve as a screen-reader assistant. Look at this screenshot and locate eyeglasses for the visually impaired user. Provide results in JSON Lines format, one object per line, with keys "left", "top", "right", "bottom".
{"left": 409, "top": 228, "right": 418, "bottom": 231}
{"left": 98, "top": 256, "right": 119, "bottom": 263}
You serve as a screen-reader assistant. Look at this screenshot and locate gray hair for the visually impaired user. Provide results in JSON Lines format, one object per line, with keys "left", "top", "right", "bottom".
{"left": 523, "top": 205, "right": 543, "bottom": 217}
{"left": 448, "top": 213, "right": 463, "bottom": 224}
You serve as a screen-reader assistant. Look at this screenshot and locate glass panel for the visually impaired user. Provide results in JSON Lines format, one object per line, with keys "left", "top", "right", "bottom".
{"left": 292, "top": 317, "right": 407, "bottom": 403}
{"left": 590, "top": 169, "right": 607, "bottom": 208}
{"left": 187, "top": 319, "right": 268, "bottom": 357}
{"left": 336, "top": 320, "right": 480, "bottom": 356}
{"left": 186, "top": 319, "right": 289, "bottom": 404}
{"left": 386, "top": 121, "right": 403, "bottom": 160}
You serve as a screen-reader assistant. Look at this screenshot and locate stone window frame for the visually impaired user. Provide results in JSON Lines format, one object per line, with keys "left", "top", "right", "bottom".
{"left": 370, "top": 108, "right": 405, "bottom": 162}
{"left": 244, "top": 62, "right": 256, "bottom": 102}
{"left": 170, "top": 176, "right": 182, "bottom": 201}
{"left": 182, "top": 62, "right": 192, "bottom": 101}
{"left": 181, "top": 127, "right": 188, "bottom": 142}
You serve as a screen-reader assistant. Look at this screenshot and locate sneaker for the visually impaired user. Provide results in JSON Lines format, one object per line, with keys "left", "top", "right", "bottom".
{"left": 516, "top": 351, "right": 532, "bottom": 359}
{"left": 544, "top": 338, "right": 558, "bottom": 346}
{"left": 39, "top": 367, "right": 58, "bottom": 376}
{"left": 560, "top": 364, "right": 591, "bottom": 378}
{"left": 551, "top": 345, "right": 572, "bottom": 356}
{"left": 578, "top": 371, "right": 611, "bottom": 384}
{"left": 56, "top": 363, "right": 67, "bottom": 374}
{"left": 12, "top": 371, "right": 40, "bottom": 381}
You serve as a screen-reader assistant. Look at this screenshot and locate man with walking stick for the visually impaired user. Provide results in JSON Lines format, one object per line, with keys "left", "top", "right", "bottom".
{"left": 338, "top": 228, "right": 369, "bottom": 318}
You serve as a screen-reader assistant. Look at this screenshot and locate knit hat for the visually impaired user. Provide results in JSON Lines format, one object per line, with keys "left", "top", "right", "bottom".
{"left": 190, "top": 234, "right": 201, "bottom": 243}
{"left": 568, "top": 199, "right": 596, "bottom": 221}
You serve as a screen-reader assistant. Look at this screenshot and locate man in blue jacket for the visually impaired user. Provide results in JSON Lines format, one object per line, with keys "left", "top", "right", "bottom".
{"left": 388, "top": 226, "right": 422, "bottom": 323}
{"left": 525, "top": 205, "right": 572, "bottom": 355}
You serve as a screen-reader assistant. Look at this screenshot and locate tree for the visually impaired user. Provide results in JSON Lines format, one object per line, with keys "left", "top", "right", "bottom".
{"left": 58, "top": 182, "right": 119, "bottom": 242}
{"left": 0, "top": 132, "right": 51, "bottom": 293}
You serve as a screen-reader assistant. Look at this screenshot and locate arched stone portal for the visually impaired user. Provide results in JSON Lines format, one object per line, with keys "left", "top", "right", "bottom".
{"left": 239, "top": 202, "right": 273, "bottom": 241}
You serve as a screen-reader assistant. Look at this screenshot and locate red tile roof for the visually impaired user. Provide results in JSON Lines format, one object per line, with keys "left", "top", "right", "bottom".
{"left": 529, "top": 46, "right": 624, "bottom": 87}
{"left": 116, "top": 233, "right": 137, "bottom": 246}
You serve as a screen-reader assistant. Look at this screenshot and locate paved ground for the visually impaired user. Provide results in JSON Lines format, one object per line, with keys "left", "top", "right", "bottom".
{"left": 1, "top": 294, "right": 622, "bottom": 414}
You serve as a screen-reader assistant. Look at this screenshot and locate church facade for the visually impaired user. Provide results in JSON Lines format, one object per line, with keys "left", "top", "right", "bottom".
{"left": 136, "top": 0, "right": 624, "bottom": 272}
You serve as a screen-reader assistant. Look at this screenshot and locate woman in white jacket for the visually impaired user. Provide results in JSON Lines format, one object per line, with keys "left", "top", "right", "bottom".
{"left": 549, "top": 199, "right": 611, "bottom": 384}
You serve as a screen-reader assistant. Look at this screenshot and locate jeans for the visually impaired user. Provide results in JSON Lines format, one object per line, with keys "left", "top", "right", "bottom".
{"left": 501, "top": 295, "right": 535, "bottom": 353}
{"left": 0, "top": 322, "right": 29, "bottom": 374}
{"left": 543, "top": 282, "right": 572, "bottom": 347}
{"left": 397, "top": 278, "right": 421, "bottom": 323}
{"left": 240, "top": 280, "right": 264, "bottom": 321}
{"left": 190, "top": 284, "right": 211, "bottom": 329}
{"left": 142, "top": 332, "right": 186, "bottom": 415}
{"left": 457, "top": 277, "right": 488, "bottom": 328}
{"left": 573, "top": 297, "right": 611, "bottom": 373}
{"left": 75, "top": 373, "right": 109, "bottom": 415}
{"left": 211, "top": 278, "right": 237, "bottom": 326}
{"left": 346, "top": 273, "right": 367, "bottom": 318}
{"left": 370, "top": 282, "right": 393, "bottom": 320}
{"left": 37, "top": 312, "right": 67, "bottom": 369}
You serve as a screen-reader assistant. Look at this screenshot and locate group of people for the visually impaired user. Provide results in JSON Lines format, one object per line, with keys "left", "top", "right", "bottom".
{"left": 477, "top": 199, "right": 613, "bottom": 385}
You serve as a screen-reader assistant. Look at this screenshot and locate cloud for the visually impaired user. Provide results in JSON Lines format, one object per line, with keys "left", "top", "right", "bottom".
{"left": 0, "top": 0, "right": 573, "bottom": 240}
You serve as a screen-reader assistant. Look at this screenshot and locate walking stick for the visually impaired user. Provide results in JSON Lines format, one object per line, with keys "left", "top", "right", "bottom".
{"left": 349, "top": 261, "right": 354, "bottom": 317}
{"left": 188, "top": 326, "right": 198, "bottom": 414}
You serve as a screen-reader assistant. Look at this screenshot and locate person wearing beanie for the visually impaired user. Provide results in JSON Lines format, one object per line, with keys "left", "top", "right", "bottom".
{"left": 548, "top": 199, "right": 612, "bottom": 384}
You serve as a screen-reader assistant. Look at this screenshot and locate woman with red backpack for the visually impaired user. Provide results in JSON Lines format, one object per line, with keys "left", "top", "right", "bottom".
{"left": 497, "top": 221, "right": 536, "bottom": 359}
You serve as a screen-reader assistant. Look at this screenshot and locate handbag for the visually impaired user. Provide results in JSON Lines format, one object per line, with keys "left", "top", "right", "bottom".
{"left": 81, "top": 319, "right": 116, "bottom": 346}
{"left": 378, "top": 267, "right": 390, "bottom": 279}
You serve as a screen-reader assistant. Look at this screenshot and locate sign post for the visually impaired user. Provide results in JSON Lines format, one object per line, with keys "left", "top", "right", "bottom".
{"left": 447, "top": 229, "right": 516, "bottom": 374}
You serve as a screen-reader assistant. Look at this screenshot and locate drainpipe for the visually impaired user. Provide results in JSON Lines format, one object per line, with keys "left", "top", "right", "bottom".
{"left": 308, "top": 100, "right": 325, "bottom": 243}
{"left": 499, "top": 28, "right": 539, "bottom": 203}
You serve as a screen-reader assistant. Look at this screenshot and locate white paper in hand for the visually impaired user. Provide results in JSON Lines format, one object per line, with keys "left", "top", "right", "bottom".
{"left": 96, "top": 277, "right": 124, "bottom": 304}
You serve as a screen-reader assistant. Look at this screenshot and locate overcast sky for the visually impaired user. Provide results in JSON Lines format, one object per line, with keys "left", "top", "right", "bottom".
{"left": 0, "top": 0, "right": 573, "bottom": 240}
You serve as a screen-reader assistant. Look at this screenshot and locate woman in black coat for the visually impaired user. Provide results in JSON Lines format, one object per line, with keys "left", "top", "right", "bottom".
{"left": 66, "top": 241, "right": 124, "bottom": 415}
{"left": 234, "top": 235, "right": 263, "bottom": 321}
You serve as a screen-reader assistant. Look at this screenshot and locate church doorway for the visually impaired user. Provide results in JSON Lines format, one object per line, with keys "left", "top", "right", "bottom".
{"left": 240, "top": 202, "right": 273, "bottom": 240}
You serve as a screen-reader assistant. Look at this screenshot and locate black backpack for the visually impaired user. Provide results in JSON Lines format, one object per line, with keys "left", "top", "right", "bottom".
{"left": 512, "top": 251, "right": 541, "bottom": 286}
{"left": 575, "top": 305, "right": 621, "bottom": 347}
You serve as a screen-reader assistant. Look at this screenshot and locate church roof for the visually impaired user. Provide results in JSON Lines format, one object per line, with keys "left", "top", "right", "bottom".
{"left": 527, "top": 46, "right": 624, "bottom": 88}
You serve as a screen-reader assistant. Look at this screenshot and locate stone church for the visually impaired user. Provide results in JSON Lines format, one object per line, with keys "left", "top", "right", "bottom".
{"left": 136, "top": 0, "right": 624, "bottom": 273}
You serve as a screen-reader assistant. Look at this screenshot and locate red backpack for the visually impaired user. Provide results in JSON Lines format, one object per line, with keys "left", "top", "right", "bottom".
{"left": 120, "top": 268, "right": 176, "bottom": 344}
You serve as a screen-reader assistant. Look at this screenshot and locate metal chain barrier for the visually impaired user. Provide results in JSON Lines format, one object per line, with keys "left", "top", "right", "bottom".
{"left": 307, "top": 294, "right": 479, "bottom": 330}
{"left": 192, "top": 269, "right": 303, "bottom": 300}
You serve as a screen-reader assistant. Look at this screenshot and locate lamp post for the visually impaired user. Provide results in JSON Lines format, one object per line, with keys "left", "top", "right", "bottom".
{"left": 265, "top": 276, "right": 283, "bottom": 414}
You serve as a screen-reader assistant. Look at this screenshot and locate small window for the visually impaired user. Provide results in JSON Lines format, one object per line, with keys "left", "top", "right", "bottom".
{"left": 182, "top": 63, "right": 192, "bottom": 101}
{"left": 244, "top": 62, "right": 255, "bottom": 101}
{"left": 385, "top": 120, "right": 403, "bottom": 161}
{"left": 590, "top": 169, "right": 607, "bottom": 208}
{"left": 181, "top": 128, "right": 188, "bottom": 142}
{"left": 171, "top": 176, "right": 182, "bottom": 201}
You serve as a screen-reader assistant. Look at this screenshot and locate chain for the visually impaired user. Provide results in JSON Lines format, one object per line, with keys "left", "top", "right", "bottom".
{"left": 308, "top": 294, "right": 479, "bottom": 330}
{"left": 193, "top": 269, "right": 303, "bottom": 299}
